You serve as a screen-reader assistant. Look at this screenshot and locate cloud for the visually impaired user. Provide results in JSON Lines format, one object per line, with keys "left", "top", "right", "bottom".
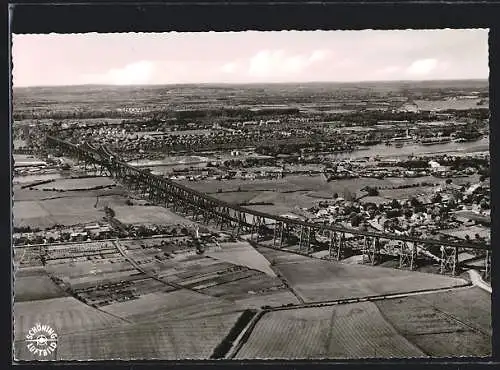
{"left": 406, "top": 58, "right": 439, "bottom": 76}
{"left": 248, "top": 49, "right": 331, "bottom": 79}
{"left": 82, "top": 61, "right": 155, "bottom": 85}
{"left": 221, "top": 62, "right": 237, "bottom": 74}
{"left": 309, "top": 49, "right": 330, "bottom": 63}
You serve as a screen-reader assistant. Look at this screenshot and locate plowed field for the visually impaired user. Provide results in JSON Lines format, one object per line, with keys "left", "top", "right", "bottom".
{"left": 235, "top": 302, "right": 424, "bottom": 359}
{"left": 375, "top": 288, "right": 492, "bottom": 357}
{"left": 14, "top": 297, "right": 126, "bottom": 340}
{"left": 15, "top": 308, "right": 242, "bottom": 361}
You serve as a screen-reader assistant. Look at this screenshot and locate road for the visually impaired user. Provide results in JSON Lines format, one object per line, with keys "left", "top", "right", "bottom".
{"left": 467, "top": 269, "right": 492, "bottom": 293}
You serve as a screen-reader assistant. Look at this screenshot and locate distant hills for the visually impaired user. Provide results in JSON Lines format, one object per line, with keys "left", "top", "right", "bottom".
{"left": 13, "top": 79, "right": 488, "bottom": 92}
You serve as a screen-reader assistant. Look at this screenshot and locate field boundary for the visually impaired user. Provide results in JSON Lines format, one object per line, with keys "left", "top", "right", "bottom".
{"left": 264, "top": 283, "right": 473, "bottom": 312}
{"left": 210, "top": 309, "right": 257, "bottom": 359}
{"left": 225, "top": 309, "right": 266, "bottom": 359}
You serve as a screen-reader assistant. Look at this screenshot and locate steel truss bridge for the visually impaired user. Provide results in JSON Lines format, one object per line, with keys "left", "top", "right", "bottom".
{"left": 46, "top": 135, "right": 492, "bottom": 278}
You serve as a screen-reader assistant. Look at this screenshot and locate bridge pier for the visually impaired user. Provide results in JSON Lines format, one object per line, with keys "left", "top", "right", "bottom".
{"left": 273, "top": 221, "right": 284, "bottom": 247}
{"left": 399, "top": 242, "right": 416, "bottom": 271}
{"left": 440, "top": 246, "right": 459, "bottom": 275}
{"left": 250, "top": 215, "right": 264, "bottom": 242}
{"left": 298, "top": 225, "right": 312, "bottom": 253}
{"left": 363, "top": 236, "right": 380, "bottom": 265}
{"left": 328, "top": 231, "right": 345, "bottom": 261}
{"left": 484, "top": 250, "right": 491, "bottom": 281}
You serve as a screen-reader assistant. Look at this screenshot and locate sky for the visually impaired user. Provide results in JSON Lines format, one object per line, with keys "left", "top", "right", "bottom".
{"left": 12, "top": 29, "right": 488, "bottom": 87}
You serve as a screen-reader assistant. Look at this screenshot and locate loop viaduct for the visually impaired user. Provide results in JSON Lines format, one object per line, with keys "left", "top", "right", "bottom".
{"left": 45, "top": 134, "right": 492, "bottom": 278}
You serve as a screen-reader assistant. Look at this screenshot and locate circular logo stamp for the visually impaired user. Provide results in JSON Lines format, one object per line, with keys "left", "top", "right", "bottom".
{"left": 25, "top": 323, "right": 58, "bottom": 358}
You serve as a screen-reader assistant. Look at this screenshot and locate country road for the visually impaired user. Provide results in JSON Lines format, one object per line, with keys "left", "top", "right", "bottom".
{"left": 467, "top": 269, "right": 492, "bottom": 293}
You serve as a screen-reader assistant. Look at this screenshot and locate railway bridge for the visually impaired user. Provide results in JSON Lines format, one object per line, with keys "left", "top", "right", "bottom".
{"left": 45, "top": 135, "right": 492, "bottom": 278}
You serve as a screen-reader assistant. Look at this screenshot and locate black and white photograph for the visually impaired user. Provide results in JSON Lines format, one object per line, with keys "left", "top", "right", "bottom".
{"left": 11, "top": 29, "right": 491, "bottom": 361}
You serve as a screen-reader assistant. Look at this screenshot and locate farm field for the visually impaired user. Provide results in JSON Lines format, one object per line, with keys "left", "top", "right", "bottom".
{"left": 45, "top": 260, "right": 136, "bottom": 281}
{"left": 206, "top": 241, "right": 277, "bottom": 277}
{"left": 177, "top": 174, "right": 479, "bottom": 217}
{"left": 254, "top": 245, "right": 313, "bottom": 265}
{"left": 211, "top": 190, "right": 325, "bottom": 211}
{"left": 13, "top": 194, "right": 130, "bottom": 228}
{"left": 13, "top": 154, "right": 45, "bottom": 164}
{"left": 377, "top": 186, "right": 436, "bottom": 200}
{"left": 113, "top": 205, "right": 191, "bottom": 225}
{"left": 13, "top": 185, "right": 126, "bottom": 202}
{"left": 210, "top": 191, "right": 266, "bottom": 204}
{"left": 53, "top": 311, "right": 243, "bottom": 360}
{"left": 414, "top": 98, "right": 488, "bottom": 111}
{"left": 34, "top": 177, "right": 116, "bottom": 191}
{"left": 254, "top": 246, "right": 467, "bottom": 302}
{"left": 246, "top": 204, "right": 305, "bottom": 217}
{"left": 375, "top": 287, "right": 491, "bottom": 356}
{"left": 101, "top": 289, "right": 243, "bottom": 322}
{"left": 13, "top": 296, "right": 127, "bottom": 340}
{"left": 180, "top": 175, "right": 467, "bottom": 198}
{"left": 13, "top": 173, "right": 64, "bottom": 185}
{"left": 233, "top": 290, "right": 300, "bottom": 309}
{"left": 14, "top": 267, "right": 68, "bottom": 302}
{"left": 199, "top": 272, "right": 289, "bottom": 301}
{"left": 235, "top": 302, "right": 425, "bottom": 359}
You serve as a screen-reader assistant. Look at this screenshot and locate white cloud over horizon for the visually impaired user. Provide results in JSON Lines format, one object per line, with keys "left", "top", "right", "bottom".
{"left": 12, "top": 30, "right": 488, "bottom": 87}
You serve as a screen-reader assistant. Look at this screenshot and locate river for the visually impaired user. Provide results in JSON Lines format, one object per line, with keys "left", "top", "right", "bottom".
{"left": 328, "top": 137, "right": 489, "bottom": 161}
{"left": 131, "top": 137, "right": 489, "bottom": 174}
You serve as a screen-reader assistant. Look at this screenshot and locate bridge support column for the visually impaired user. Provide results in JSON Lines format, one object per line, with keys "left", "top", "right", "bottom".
{"left": 273, "top": 222, "right": 283, "bottom": 248}
{"left": 298, "top": 225, "right": 311, "bottom": 254}
{"left": 440, "top": 246, "right": 458, "bottom": 275}
{"left": 399, "top": 242, "right": 416, "bottom": 271}
{"left": 484, "top": 250, "right": 491, "bottom": 281}
{"left": 251, "top": 215, "right": 263, "bottom": 242}
{"left": 328, "top": 232, "right": 335, "bottom": 260}
{"left": 363, "top": 237, "right": 380, "bottom": 265}
{"left": 328, "top": 231, "right": 343, "bottom": 261}
{"left": 362, "top": 237, "right": 374, "bottom": 265}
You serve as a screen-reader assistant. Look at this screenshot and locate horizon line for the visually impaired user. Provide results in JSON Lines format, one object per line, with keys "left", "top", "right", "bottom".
{"left": 13, "top": 77, "right": 489, "bottom": 89}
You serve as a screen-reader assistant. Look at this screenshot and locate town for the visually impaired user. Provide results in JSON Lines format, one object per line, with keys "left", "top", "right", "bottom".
{"left": 13, "top": 79, "right": 491, "bottom": 360}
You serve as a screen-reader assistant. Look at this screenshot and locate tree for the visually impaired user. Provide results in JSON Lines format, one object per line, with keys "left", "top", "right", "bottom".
{"left": 445, "top": 178, "right": 452, "bottom": 185}
{"left": 403, "top": 208, "right": 413, "bottom": 218}
{"left": 390, "top": 199, "right": 401, "bottom": 209}
{"left": 410, "top": 197, "right": 422, "bottom": 208}
{"left": 350, "top": 214, "right": 362, "bottom": 227}
{"left": 432, "top": 193, "right": 443, "bottom": 203}
{"left": 366, "top": 186, "right": 379, "bottom": 196}
{"left": 386, "top": 209, "right": 402, "bottom": 218}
